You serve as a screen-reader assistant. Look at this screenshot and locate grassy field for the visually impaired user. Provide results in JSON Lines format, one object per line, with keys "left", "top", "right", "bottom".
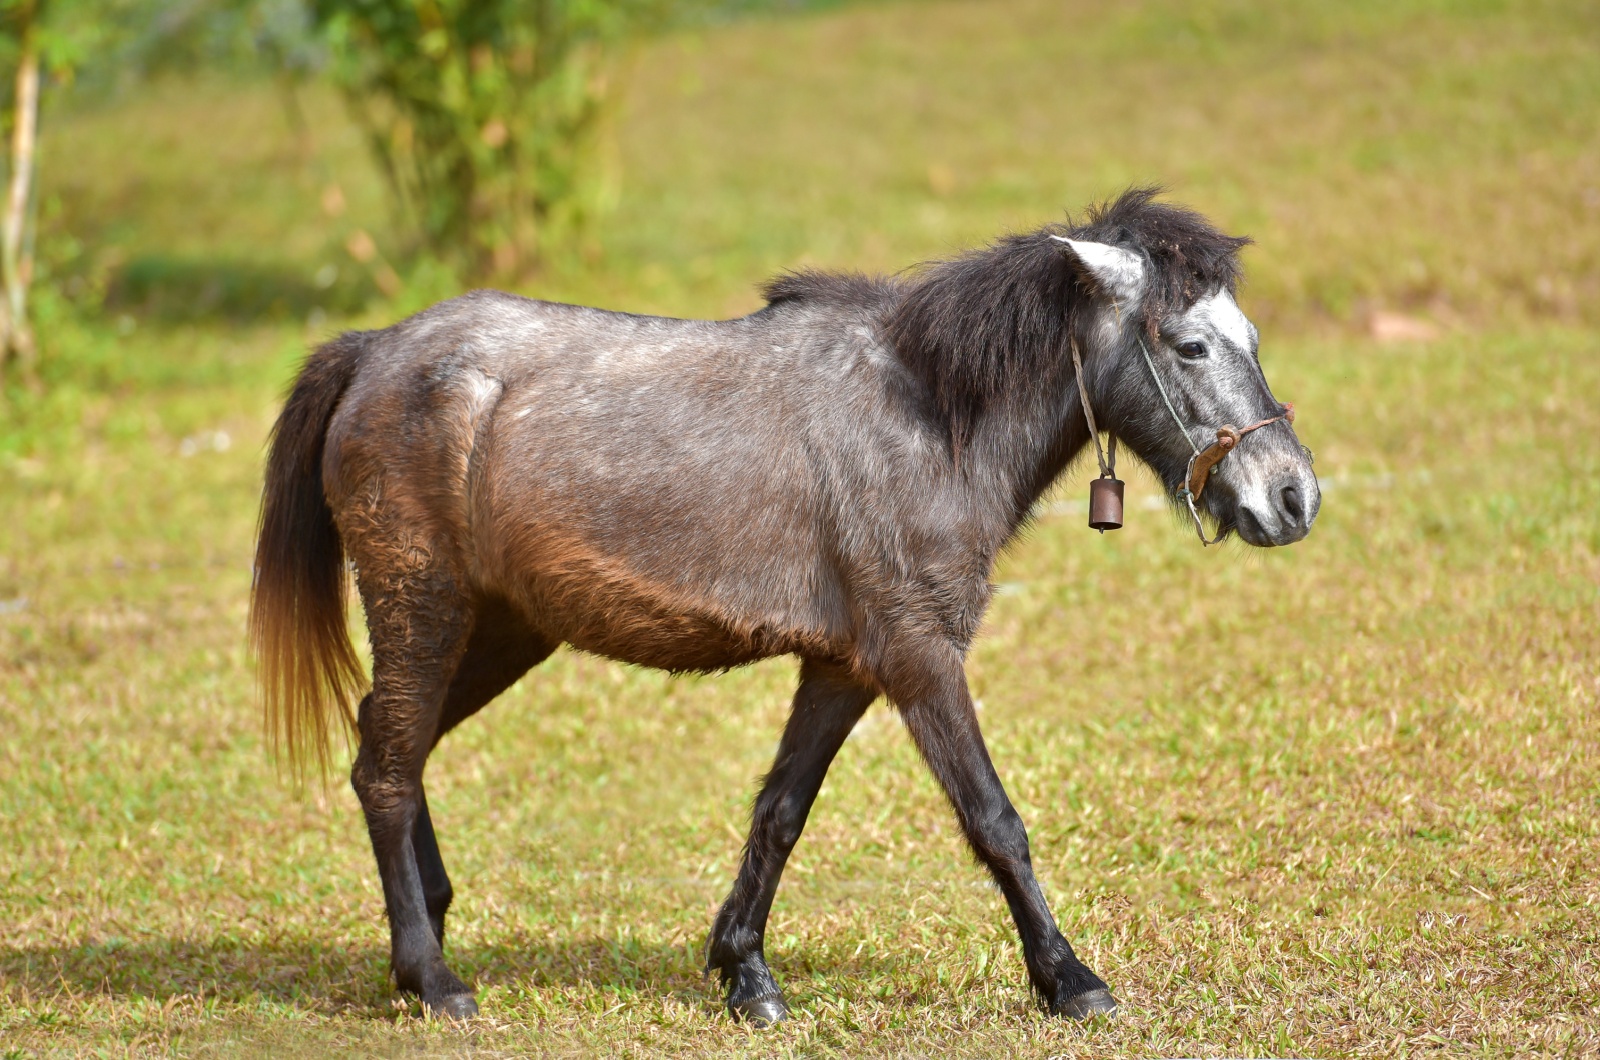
{"left": 2, "top": 0, "right": 1598, "bottom": 1055}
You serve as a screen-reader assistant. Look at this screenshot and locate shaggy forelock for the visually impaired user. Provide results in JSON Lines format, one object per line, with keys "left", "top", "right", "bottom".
{"left": 1067, "top": 186, "right": 1253, "bottom": 333}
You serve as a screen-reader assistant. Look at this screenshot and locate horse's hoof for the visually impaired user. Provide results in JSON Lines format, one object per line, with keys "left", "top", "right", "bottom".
{"left": 729, "top": 992, "right": 788, "bottom": 1027}
{"left": 1054, "top": 987, "right": 1118, "bottom": 1021}
{"left": 424, "top": 992, "right": 480, "bottom": 1022}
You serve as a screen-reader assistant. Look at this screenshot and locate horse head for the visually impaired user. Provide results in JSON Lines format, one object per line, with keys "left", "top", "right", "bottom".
{"left": 1055, "top": 232, "right": 1320, "bottom": 547}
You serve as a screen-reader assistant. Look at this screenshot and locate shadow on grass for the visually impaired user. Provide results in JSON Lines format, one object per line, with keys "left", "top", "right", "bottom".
{"left": 0, "top": 933, "right": 725, "bottom": 1017}
{"left": 104, "top": 253, "right": 377, "bottom": 323}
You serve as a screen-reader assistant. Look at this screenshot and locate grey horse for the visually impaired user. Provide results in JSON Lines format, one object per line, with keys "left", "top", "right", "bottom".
{"left": 250, "top": 187, "right": 1319, "bottom": 1024}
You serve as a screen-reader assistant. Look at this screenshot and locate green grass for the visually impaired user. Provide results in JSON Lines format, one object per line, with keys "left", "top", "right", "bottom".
{"left": 3, "top": 0, "right": 1599, "bottom": 1055}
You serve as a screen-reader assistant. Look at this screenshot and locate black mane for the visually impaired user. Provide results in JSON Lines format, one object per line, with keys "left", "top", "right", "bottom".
{"left": 759, "top": 270, "right": 897, "bottom": 310}
{"left": 879, "top": 186, "right": 1252, "bottom": 451}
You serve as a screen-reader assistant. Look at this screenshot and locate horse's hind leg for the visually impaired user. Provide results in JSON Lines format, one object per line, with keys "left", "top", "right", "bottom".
{"left": 345, "top": 533, "right": 479, "bottom": 1019}
{"left": 411, "top": 789, "right": 452, "bottom": 948}
{"left": 413, "top": 599, "right": 556, "bottom": 945}
{"left": 708, "top": 659, "right": 875, "bottom": 1025}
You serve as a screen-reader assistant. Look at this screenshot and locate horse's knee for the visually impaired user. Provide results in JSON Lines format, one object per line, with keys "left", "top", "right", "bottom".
{"left": 971, "top": 803, "right": 1032, "bottom": 867}
{"left": 350, "top": 686, "right": 437, "bottom": 812}
{"left": 350, "top": 746, "right": 419, "bottom": 830}
{"left": 762, "top": 789, "right": 810, "bottom": 852}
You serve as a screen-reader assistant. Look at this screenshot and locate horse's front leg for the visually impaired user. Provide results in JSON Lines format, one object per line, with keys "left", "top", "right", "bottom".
{"left": 708, "top": 659, "right": 876, "bottom": 1025}
{"left": 885, "top": 643, "right": 1119, "bottom": 1019}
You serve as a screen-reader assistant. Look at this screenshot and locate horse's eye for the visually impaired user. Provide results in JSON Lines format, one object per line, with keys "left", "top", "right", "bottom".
{"left": 1176, "top": 341, "right": 1207, "bottom": 359}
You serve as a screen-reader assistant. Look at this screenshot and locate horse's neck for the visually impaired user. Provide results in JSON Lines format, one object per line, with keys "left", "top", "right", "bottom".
{"left": 964, "top": 357, "right": 1095, "bottom": 539}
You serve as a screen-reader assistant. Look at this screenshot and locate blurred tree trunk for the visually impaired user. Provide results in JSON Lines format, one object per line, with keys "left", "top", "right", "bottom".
{"left": 0, "top": 0, "right": 37, "bottom": 388}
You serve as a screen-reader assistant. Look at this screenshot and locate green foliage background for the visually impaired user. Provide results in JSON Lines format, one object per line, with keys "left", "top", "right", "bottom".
{"left": 310, "top": 0, "right": 623, "bottom": 276}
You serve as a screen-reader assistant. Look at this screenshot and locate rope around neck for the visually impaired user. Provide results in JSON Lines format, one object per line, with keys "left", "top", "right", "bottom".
{"left": 1069, "top": 337, "right": 1115, "bottom": 480}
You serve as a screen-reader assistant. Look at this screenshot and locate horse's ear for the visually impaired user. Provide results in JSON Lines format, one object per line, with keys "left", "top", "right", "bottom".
{"left": 1050, "top": 236, "right": 1146, "bottom": 306}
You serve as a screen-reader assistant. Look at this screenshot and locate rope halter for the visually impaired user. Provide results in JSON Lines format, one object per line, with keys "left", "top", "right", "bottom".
{"left": 1135, "top": 334, "right": 1297, "bottom": 546}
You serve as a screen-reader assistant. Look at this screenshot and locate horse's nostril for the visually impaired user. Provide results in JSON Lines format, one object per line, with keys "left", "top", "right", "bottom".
{"left": 1280, "top": 484, "right": 1304, "bottom": 525}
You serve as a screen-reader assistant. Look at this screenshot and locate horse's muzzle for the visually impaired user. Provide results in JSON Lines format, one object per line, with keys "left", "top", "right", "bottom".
{"left": 1234, "top": 467, "right": 1320, "bottom": 546}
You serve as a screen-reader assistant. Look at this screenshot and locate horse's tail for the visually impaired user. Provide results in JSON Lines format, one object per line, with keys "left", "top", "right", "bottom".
{"left": 249, "top": 331, "right": 369, "bottom": 780}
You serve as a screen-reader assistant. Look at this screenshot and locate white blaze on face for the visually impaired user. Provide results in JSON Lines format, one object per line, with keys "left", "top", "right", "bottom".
{"left": 1187, "top": 290, "right": 1255, "bottom": 352}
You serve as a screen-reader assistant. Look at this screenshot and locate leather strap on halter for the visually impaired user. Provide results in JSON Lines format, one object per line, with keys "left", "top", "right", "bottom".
{"left": 1185, "top": 403, "right": 1295, "bottom": 502}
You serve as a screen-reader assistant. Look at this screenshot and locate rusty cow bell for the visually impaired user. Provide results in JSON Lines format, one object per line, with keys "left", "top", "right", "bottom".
{"left": 1088, "top": 476, "right": 1124, "bottom": 532}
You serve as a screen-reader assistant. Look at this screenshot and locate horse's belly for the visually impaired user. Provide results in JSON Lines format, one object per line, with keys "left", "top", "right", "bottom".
{"left": 492, "top": 541, "right": 840, "bottom": 673}
{"left": 562, "top": 606, "right": 771, "bottom": 672}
